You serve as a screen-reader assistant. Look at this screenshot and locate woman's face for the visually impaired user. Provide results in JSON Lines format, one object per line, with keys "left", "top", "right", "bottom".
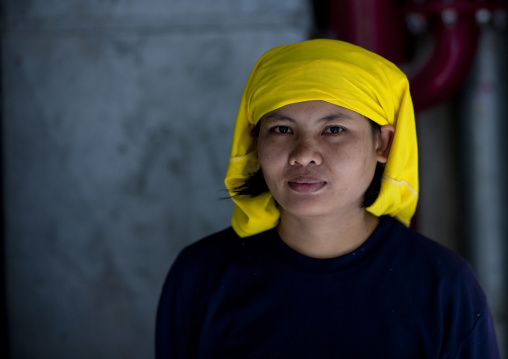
{"left": 256, "top": 100, "right": 388, "bottom": 220}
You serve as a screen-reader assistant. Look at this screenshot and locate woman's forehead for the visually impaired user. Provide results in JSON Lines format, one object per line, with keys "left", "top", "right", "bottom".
{"left": 260, "top": 100, "right": 365, "bottom": 123}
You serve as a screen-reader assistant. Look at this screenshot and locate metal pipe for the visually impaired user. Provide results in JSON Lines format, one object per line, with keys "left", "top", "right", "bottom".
{"left": 327, "top": 0, "right": 484, "bottom": 113}
{"left": 328, "top": 0, "right": 407, "bottom": 64}
{"left": 409, "top": 12, "right": 480, "bottom": 112}
{"left": 459, "top": 14, "right": 508, "bottom": 357}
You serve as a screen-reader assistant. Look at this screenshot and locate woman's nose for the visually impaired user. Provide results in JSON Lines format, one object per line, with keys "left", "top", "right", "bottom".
{"left": 288, "top": 137, "right": 323, "bottom": 166}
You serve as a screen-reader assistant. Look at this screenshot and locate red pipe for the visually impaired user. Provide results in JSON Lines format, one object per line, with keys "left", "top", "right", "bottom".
{"left": 326, "top": 0, "right": 508, "bottom": 113}
{"left": 328, "top": 0, "right": 407, "bottom": 65}
{"left": 409, "top": 13, "right": 480, "bottom": 113}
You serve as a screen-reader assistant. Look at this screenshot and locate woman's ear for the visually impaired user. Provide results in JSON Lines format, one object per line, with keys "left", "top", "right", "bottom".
{"left": 249, "top": 124, "right": 259, "bottom": 152}
{"left": 376, "top": 125, "right": 395, "bottom": 163}
{"left": 250, "top": 121, "right": 261, "bottom": 137}
{"left": 249, "top": 124, "right": 258, "bottom": 137}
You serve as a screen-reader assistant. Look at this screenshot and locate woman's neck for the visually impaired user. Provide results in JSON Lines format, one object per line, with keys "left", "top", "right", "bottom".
{"left": 276, "top": 209, "right": 379, "bottom": 259}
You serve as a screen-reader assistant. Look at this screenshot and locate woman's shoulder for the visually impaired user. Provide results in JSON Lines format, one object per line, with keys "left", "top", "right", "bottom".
{"left": 175, "top": 227, "right": 238, "bottom": 264}
{"left": 186, "top": 227, "right": 239, "bottom": 251}
{"left": 383, "top": 217, "right": 481, "bottom": 289}
{"left": 173, "top": 227, "right": 275, "bottom": 270}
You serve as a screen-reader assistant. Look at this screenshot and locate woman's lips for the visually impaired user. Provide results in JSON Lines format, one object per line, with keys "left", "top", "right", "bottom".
{"left": 288, "top": 177, "right": 327, "bottom": 193}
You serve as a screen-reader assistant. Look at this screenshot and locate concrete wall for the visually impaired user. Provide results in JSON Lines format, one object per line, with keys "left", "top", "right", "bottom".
{"left": 2, "top": 1, "right": 311, "bottom": 358}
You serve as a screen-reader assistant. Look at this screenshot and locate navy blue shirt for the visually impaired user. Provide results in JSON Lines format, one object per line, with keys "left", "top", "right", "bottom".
{"left": 156, "top": 216, "right": 499, "bottom": 358}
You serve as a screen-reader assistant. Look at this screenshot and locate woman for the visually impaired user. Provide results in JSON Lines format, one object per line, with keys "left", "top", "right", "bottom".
{"left": 156, "top": 39, "right": 499, "bottom": 358}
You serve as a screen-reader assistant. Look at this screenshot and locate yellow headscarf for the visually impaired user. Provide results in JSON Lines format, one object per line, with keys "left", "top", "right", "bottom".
{"left": 225, "top": 39, "right": 418, "bottom": 237}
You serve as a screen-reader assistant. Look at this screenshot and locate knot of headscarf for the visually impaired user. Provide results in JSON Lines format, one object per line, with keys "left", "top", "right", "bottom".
{"left": 225, "top": 39, "right": 418, "bottom": 237}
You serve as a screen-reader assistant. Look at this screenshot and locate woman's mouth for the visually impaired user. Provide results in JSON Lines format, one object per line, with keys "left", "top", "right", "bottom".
{"left": 288, "top": 177, "right": 327, "bottom": 193}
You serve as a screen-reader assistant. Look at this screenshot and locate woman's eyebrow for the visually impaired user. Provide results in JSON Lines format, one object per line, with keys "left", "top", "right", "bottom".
{"left": 262, "top": 113, "right": 295, "bottom": 123}
{"left": 318, "top": 113, "right": 354, "bottom": 122}
{"left": 262, "top": 112, "right": 354, "bottom": 124}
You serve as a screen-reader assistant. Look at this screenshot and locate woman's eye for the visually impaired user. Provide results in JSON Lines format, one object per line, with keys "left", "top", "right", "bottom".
{"left": 323, "top": 126, "right": 344, "bottom": 134}
{"left": 273, "top": 126, "right": 292, "bottom": 134}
